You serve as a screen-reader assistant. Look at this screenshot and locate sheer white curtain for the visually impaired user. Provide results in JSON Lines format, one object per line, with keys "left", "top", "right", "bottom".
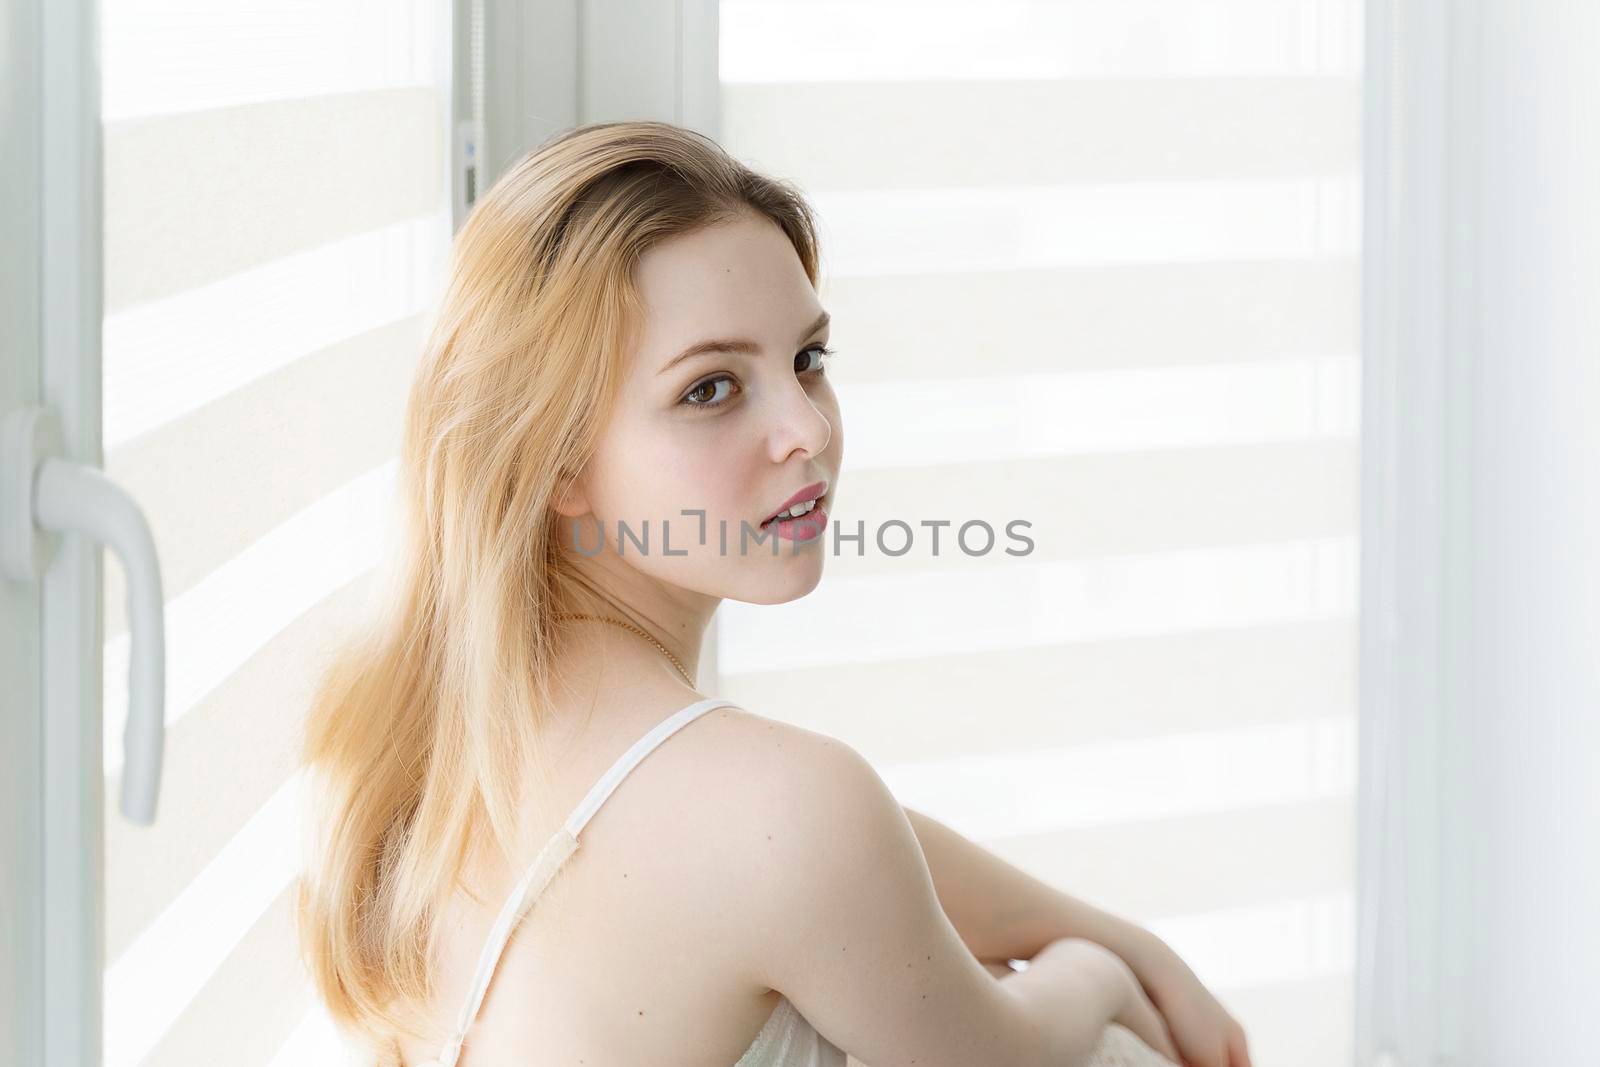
{"left": 715, "top": 4, "right": 1362, "bottom": 1065}
{"left": 98, "top": 3, "right": 454, "bottom": 1064}
{"left": 1358, "top": 2, "right": 1600, "bottom": 1064}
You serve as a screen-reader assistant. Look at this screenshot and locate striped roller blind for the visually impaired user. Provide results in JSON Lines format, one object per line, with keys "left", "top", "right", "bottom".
{"left": 714, "top": 4, "right": 1361, "bottom": 1066}
{"left": 98, "top": 3, "right": 455, "bottom": 1064}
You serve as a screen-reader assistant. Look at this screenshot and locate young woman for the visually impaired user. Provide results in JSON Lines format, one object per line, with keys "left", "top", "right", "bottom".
{"left": 295, "top": 121, "right": 1249, "bottom": 1067}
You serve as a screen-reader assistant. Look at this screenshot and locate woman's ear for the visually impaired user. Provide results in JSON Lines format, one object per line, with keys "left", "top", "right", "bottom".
{"left": 552, "top": 472, "right": 591, "bottom": 519}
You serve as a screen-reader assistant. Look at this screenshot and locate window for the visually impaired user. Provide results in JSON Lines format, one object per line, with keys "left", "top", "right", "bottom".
{"left": 716, "top": 4, "right": 1362, "bottom": 1064}
{"left": 98, "top": 3, "right": 456, "bottom": 1063}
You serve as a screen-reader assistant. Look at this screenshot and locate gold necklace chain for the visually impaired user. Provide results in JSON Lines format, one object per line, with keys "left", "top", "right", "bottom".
{"left": 553, "top": 613, "right": 695, "bottom": 688}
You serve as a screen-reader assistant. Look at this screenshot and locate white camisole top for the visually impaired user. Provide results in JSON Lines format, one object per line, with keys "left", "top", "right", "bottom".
{"left": 417, "top": 697, "right": 848, "bottom": 1067}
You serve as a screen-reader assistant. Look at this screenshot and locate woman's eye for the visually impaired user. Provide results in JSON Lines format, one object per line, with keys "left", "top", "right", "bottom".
{"left": 797, "top": 344, "right": 837, "bottom": 375}
{"left": 679, "top": 345, "right": 837, "bottom": 411}
{"left": 681, "top": 376, "right": 736, "bottom": 408}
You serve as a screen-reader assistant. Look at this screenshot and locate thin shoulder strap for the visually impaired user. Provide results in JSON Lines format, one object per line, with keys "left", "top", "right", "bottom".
{"left": 420, "top": 697, "right": 742, "bottom": 1067}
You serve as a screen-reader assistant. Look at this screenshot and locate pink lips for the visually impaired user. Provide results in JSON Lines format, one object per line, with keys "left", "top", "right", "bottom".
{"left": 765, "top": 502, "right": 829, "bottom": 542}
{"left": 762, "top": 480, "right": 828, "bottom": 525}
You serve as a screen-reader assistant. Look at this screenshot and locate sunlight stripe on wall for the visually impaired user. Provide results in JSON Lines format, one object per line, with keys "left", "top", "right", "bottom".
{"left": 140, "top": 887, "right": 310, "bottom": 1064}
{"left": 727, "top": 620, "right": 1355, "bottom": 762}
{"left": 267, "top": 1000, "right": 360, "bottom": 1067}
{"left": 103, "top": 210, "right": 448, "bottom": 448}
{"left": 828, "top": 441, "right": 1357, "bottom": 574}
{"left": 721, "top": 0, "right": 1361, "bottom": 82}
{"left": 104, "top": 88, "right": 445, "bottom": 310}
{"left": 810, "top": 177, "right": 1359, "bottom": 277}
{"left": 717, "top": 536, "right": 1356, "bottom": 674}
{"left": 101, "top": 462, "right": 399, "bottom": 778}
{"left": 103, "top": 576, "right": 370, "bottom": 959}
{"left": 989, "top": 795, "right": 1355, "bottom": 921}
{"left": 725, "top": 78, "right": 1358, "bottom": 188}
{"left": 821, "top": 258, "right": 1358, "bottom": 380}
{"left": 102, "top": 316, "right": 425, "bottom": 617}
{"left": 1145, "top": 891, "right": 1354, "bottom": 992}
{"left": 835, "top": 358, "right": 1358, "bottom": 471}
{"left": 102, "top": 0, "right": 450, "bottom": 121}
{"left": 881, "top": 713, "right": 1353, "bottom": 838}
{"left": 103, "top": 772, "right": 306, "bottom": 1067}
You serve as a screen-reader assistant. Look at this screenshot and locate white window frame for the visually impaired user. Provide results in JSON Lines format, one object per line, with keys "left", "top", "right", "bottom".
{"left": 476, "top": 0, "right": 720, "bottom": 200}
{"left": 2, "top": 1, "right": 106, "bottom": 1063}
{"left": 1, "top": 4, "right": 480, "bottom": 1063}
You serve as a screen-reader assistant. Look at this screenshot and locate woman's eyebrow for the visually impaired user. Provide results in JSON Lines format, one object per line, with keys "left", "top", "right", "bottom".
{"left": 656, "top": 309, "right": 830, "bottom": 376}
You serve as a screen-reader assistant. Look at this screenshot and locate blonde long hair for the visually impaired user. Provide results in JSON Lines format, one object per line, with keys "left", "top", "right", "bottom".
{"left": 294, "top": 120, "right": 822, "bottom": 1060}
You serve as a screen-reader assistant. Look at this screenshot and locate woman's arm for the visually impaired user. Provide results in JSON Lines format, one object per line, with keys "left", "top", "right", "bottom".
{"left": 978, "top": 958, "right": 1018, "bottom": 979}
{"left": 903, "top": 806, "right": 1176, "bottom": 989}
{"left": 906, "top": 808, "right": 1253, "bottom": 1067}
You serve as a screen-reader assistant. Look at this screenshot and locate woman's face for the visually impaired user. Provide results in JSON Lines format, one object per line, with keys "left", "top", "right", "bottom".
{"left": 560, "top": 210, "right": 843, "bottom": 607}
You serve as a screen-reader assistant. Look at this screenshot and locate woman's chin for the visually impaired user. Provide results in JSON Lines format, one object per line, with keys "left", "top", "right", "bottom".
{"left": 737, "top": 555, "right": 826, "bottom": 605}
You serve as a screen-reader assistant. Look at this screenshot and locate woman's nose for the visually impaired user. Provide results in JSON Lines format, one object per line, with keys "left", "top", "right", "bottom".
{"left": 767, "top": 376, "right": 833, "bottom": 461}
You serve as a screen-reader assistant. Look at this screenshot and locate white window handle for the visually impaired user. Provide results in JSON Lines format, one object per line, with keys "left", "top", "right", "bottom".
{"left": 1, "top": 406, "right": 166, "bottom": 825}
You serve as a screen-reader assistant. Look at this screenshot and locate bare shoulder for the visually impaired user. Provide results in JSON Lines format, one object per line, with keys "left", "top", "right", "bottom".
{"left": 674, "top": 704, "right": 1040, "bottom": 1067}
{"left": 683, "top": 704, "right": 882, "bottom": 866}
{"left": 494, "top": 700, "right": 1040, "bottom": 1067}
{"left": 641, "top": 703, "right": 889, "bottom": 932}
{"left": 566, "top": 701, "right": 860, "bottom": 905}
{"left": 694, "top": 703, "right": 860, "bottom": 789}
{"left": 686, "top": 702, "right": 910, "bottom": 915}
{"left": 546, "top": 703, "right": 869, "bottom": 990}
